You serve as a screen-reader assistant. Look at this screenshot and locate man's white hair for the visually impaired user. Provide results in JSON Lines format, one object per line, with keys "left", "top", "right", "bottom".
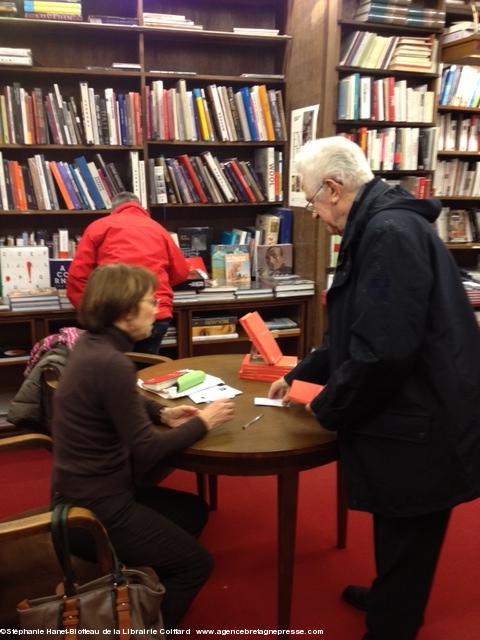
{"left": 295, "top": 136, "right": 374, "bottom": 194}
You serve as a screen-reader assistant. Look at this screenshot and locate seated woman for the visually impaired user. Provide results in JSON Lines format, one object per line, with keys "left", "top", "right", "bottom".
{"left": 51, "top": 264, "right": 235, "bottom": 629}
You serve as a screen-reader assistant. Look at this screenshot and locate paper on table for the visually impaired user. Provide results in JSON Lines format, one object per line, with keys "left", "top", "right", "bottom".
{"left": 189, "top": 384, "right": 242, "bottom": 404}
{"left": 254, "top": 397, "right": 285, "bottom": 407}
{"left": 137, "top": 373, "right": 224, "bottom": 399}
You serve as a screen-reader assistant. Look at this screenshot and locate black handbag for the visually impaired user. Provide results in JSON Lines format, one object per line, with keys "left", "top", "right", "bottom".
{"left": 17, "top": 504, "right": 166, "bottom": 639}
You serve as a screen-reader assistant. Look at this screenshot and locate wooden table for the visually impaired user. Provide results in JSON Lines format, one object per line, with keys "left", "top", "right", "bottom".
{"left": 138, "top": 354, "right": 341, "bottom": 630}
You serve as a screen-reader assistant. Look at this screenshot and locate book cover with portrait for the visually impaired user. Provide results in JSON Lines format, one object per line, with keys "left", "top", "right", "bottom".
{"left": 255, "top": 243, "right": 293, "bottom": 279}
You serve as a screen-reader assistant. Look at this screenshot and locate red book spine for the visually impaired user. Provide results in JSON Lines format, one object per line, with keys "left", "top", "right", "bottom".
{"left": 177, "top": 154, "right": 208, "bottom": 203}
{"left": 228, "top": 159, "right": 256, "bottom": 203}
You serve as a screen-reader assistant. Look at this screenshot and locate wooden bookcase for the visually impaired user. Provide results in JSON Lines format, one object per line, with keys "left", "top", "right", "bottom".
{"left": 0, "top": 1, "right": 307, "bottom": 391}
{"left": 436, "top": 3, "right": 480, "bottom": 271}
{"left": 0, "top": 0, "right": 291, "bottom": 240}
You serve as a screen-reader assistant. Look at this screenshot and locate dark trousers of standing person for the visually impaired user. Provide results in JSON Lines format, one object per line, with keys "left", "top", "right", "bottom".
{"left": 134, "top": 319, "right": 171, "bottom": 355}
{"left": 55, "top": 486, "right": 213, "bottom": 629}
{"left": 363, "top": 508, "right": 451, "bottom": 640}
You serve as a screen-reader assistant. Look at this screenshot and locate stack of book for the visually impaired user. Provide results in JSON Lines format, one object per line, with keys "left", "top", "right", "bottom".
{"left": 238, "top": 311, "right": 298, "bottom": 382}
{"left": 191, "top": 315, "right": 238, "bottom": 342}
{"left": 23, "top": 0, "right": 83, "bottom": 22}
{"left": 58, "top": 290, "right": 74, "bottom": 310}
{"left": 389, "top": 36, "right": 438, "bottom": 73}
{"left": 195, "top": 284, "right": 237, "bottom": 302}
{"left": 162, "top": 326, "right": 177, "bottom": 346}
{"left": 88, "top": 15, "right": 139, "bottom": 26}
{"left": 232, "top": 27, "right": 280, "bottom": 36}
{"left": 173, "top": 289, "right": 198, "bottom": 304}
{"left": 8, "top": 287, "right": 60, "bottom": 312}
{"left": 0, "top": 47, "right": 32, "bottom": 67}
{"left": 143, "top": 13, "right": 203, "bottom": 29}
{"left": 0, "top": 2, "right": 19, "bottom": 17}
{"left": 354, "top": 1, "right": 445, "bottom": 28}
{"left": 235, "top": 282, "right": 274, "bottom": 299}
{"left": 439, "top": 65, "right": 480, "bottom": 108}
{"left": 259, "top": 275, "right": 315, "bottom": 298}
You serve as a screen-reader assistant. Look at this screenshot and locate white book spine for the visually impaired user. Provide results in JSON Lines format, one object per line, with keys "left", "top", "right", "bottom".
{"left": 0, "top": 55, "right": 32, "bottom": 66}
{"left": 139, "top": 159, "right": 147, "bottom": 208}
{"left": 34, "top": 154, "right": 52, "bottom": 210}
{"left": 73, "top": 166, "right": 95, "bottom": 209}
{"left": 19, "top": 87, "right": 29, "bottom": 144}
{"left": 187, "top": 91, "right": 198, "bottom": 141}
{"left": 250, "top": 86, "right": 267, "bottom": 141}
{"left": 153, "top": 165, "right": 168, "bottom": 204}
{"left": 202, "top": 152, "right": 235, "bottom": 202}
{"left": 87, "top": 161, "right": 111, "bottom": 208}
{"left": 209, "top": 85, "right": 229, "bottom": 142}
{"left": 130, "top": 151, "right": 141, "bottom": 201}
{"left": 88, "top": 87, "right": 100, "bottom": 145}
{"left": 79, "top": 82, "right": 94, "bottom": 144}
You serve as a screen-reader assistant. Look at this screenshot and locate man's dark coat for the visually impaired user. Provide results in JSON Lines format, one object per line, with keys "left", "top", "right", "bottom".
{"left": 286, "top": 178, "right": 480, "bottom": 517}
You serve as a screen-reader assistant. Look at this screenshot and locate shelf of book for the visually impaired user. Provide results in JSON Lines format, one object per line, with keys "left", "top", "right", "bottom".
{"left": 338, "top": 19, "right": 444, "bottom": 35}
{"left": 0, "top": 0, "right": 293, "bottom": 300}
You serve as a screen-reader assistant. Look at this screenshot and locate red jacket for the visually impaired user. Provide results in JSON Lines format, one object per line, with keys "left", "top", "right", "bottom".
{"left": 67, "top": 202, "right": 189, "bottom": 320}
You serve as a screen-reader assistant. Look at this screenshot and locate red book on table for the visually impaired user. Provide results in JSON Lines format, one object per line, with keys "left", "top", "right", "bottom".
{"left": 286, "top": 379, "right": 324, "bottom": 405}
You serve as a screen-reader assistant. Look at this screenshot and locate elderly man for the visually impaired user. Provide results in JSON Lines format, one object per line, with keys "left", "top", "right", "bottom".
{"left": 269, "top": 136, "right": 480, "bottom": 640}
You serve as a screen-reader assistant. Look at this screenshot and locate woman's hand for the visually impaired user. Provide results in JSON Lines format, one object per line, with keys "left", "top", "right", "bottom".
{"left": 268, "top": 376, "right": 290, "bottom": 402}
{"left": 198, "top": 399, "right": 235, "bottom": 431}
{"left": 161, "top": 404, "right": 200, "bottom": 428}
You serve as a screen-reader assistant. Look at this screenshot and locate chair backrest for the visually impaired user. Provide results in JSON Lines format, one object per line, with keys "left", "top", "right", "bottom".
{"left": 124, "top": 352, "right": 173, "bottom": 368}
{"left": 0, "top": 507, "right": 112, "bottom": 627}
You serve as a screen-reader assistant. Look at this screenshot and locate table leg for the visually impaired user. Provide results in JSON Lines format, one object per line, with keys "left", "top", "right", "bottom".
{"left": 277, "top": 470, "right": 299, "bottom": 630}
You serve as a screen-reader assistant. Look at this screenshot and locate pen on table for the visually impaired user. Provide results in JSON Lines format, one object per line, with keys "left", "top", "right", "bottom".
{"left": 242, "top": 413, "right": 264, "bottom": 430}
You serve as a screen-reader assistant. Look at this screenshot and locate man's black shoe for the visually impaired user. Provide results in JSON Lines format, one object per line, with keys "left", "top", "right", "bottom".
{"left": 342, "top": 585, "right": 370, "bottom": 612}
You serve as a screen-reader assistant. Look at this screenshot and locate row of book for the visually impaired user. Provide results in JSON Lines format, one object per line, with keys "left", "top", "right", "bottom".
{"left": 145, "top": 81, "right": 287, "bottom": 143}
{"left": 0, "top": 152, "right": 127, "bottom": 212}
{"left": 342, "top": 127, "right": 436, "bottom": 171}
{"left": 435, "top": 208, "right": 480, "bottom": 244}
{"left": 0, "top": 82, "right": 142, "bottom": 146}
{"left": 439, "top": 65, "right": 480, "bottom": 109}
{"left": 354, "top": 1, "right": 445, "bottom": 28}
{"left": 340, "top": 32, "right": 437, "bottom": 73}
{"left": 437, "top": 114, "right": 480, "bottom": 153}
{"left": 147, "top": 149, "right": 282, "bottom": 206}
{"left": 142, "top": 12, "right": 203, "bottom": 30}
{"left": 337, "top": 73, "right": 434, "bottom": 123}
{"left": 433, "top": 160, "right": 480, "bottom": 198}
{"left": 0, "top": 46, "right": 32, "bottom": 67}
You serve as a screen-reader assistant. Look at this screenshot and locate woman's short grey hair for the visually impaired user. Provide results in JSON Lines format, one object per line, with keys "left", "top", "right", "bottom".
{"left": 295, "top": 136, "right": 374, "bottom": 193}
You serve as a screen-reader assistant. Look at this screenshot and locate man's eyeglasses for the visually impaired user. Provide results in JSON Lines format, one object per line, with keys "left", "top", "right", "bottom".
{"left": 304, "top": 178, "right": 343, "bottom": 213}
{"left": 305, "top": 182, "right": 326, "bottom": 213}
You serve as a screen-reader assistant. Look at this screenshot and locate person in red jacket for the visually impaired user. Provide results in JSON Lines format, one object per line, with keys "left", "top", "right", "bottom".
{"left": 67, "top": 192, "right": 189, "bottom": 354}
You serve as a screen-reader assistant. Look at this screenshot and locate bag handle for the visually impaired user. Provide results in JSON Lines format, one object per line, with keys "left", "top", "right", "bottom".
{"left": 51, "top": 503, "right": 126, "bottom": 597}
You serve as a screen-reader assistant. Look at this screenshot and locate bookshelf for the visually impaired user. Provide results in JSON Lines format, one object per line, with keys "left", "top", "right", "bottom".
{"left": 434, "top": 3, "right": 480, "bottom": 270}
{"left": 0, "top": 0, "right": 302, "bottom": 390}
{"left": 0, "top": 0, "right": 291, "bottom": 247}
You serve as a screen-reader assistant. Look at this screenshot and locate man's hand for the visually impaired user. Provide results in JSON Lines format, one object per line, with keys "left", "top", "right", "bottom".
{"left": 198, "top": 399, "right": 235, "bottom": 431}
{"left": 268, "top": 376, "right": 290, "bottom": 402}
{"left": 161, "top": 405, "right": 199, "bottom": 428}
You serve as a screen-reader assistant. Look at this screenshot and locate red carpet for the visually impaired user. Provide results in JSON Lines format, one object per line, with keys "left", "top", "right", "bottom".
{"left": 2, "top": 452, "right": 480, "bottom": 638}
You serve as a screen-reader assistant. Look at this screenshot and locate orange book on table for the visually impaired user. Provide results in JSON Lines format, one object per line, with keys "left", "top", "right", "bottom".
{"left": 239, "top": 311, "right": 283, "bottom": 365}
{"left": 286, "top": 379, "right": 324, "bottom": 405}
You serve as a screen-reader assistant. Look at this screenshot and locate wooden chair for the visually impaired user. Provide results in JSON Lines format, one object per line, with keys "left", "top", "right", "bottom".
{"left": 0, "top": 505, "right": 112, "bottom": 627}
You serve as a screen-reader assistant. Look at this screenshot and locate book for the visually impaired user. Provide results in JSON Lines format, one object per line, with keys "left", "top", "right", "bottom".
{"left": 286, "top": 380, "right": 325, "bottom": 405}
{"left": 256, "top": 244, "right": 293, "bottom": 279}
{"left": 239, "top": 311, "right": 283, "bottom": 365}
{"left": 224, "top": 252, "right": 251, "bottom": 285}
{"left": 142, "top": 371, "right": 184, "bottom": 392}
